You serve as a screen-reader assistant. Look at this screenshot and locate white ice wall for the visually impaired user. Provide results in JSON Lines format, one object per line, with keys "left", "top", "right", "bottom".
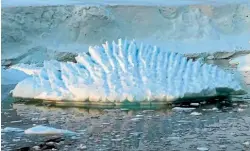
{"left": 2, "top": 2, "right": 250, "bottom": 64}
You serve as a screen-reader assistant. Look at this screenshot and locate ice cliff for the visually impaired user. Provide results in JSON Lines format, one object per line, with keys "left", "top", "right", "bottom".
{"left": 12, "top": 39, "right": 244, "bottom": 102}
{"left": 2, "top": 2, "right": 250, "bottom": 65}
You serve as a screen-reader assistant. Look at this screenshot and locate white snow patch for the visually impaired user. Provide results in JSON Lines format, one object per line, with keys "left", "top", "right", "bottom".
{"left": 24, "top": 125, "right": 75, "bottom": 135}
{"left": 12, "top": 39, "right": 244, "bottom": 102}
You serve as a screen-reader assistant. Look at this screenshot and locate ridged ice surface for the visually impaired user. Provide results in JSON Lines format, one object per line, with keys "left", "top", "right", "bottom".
{"left": 13, "top": 39, "right": 243, "bottom": 102}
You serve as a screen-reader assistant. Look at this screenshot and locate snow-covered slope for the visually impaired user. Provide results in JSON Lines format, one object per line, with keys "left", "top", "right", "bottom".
{"left": 2, "top": 2, "right": 250, "bottom": 64}
{"left": 12, "top": 39, "right": 244, "bottom": 102}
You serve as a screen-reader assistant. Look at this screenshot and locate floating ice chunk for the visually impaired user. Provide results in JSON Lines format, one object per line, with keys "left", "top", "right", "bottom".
{"left": 12, "top": 39, "right": 244, "bottom": 102}
{"left": 197, "top": 147, "right": 209, "bottom": 151}
{"left": 190, "top": 111, "right": 202, "bottom": 116}
{"left": 172, "top": 107, "right": 196, "bottom": 112}
{"left": 2, "top": 127, "right": 24, "bottom": 133}
{"left": 190, "top": 103, "right": 200, "bottom": 106}
{"left": 24, "top": 125, "right": 75, "bottom": 135}
{"left": 243, "top": 141, "right": 250, "bottom": 146}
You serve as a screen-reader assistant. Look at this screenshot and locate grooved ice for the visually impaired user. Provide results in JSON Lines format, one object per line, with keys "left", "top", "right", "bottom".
{"left": 12, "top": 39, "right": 243, "bottom": 102}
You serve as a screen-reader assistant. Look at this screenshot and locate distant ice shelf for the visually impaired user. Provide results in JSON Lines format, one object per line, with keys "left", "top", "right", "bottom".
{"left": 12, "top": 39, "right": 245, "bottom": 102}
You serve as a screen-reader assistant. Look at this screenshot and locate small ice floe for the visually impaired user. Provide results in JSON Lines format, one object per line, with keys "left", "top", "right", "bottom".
{"left": 172, "top": 107, "right": 196, "bottom": 112}
{"left": 130, "top": 132, "right": 143, "bottom": 136}
{"left": 78, "top": 144, "right": 87, "bottom": 149}
{"left": 190, "top": 112, "right": 202, "bottom": 116}
{"left": 190, "top": 103, "right": 200, "bottom": 106}
{"left": 168, "top": 136, "right": 180, "bottom": 140}
{"left": 197, "top": 147, "right": 209, "bottom": 151}
{"left": 32, "top": 146, "right": 41, "bottom": 150}
{"left": 237, "top": 108, "right": 245, "bottom": 112}
{"left": 24, "top": 125, "right": 75, "bottom": 135}
{"left": 2, "top": 127, "right": 24, "bottom": 133}
{"left": 219, "top": 145, "right": 226, "bottom": 149}
{"left": 102, "top": 123, "right": 110, "bottom": 125}
{"left": 130, "top": 118, "right": 142, "bottom": 121}
{"left": 243, "top": 141, "right": 250, "bottom": 146}
{"left": 202, "top": 107, "right": 218, "bottom": 111}
{"left": 10, "top": 120, "right": 22, "bottom": 123}
{"left": 135, "top": 114, "right": 144, "bottom": 117}
{"left": 239, "top": 104, "right": 248, "bottom": 108}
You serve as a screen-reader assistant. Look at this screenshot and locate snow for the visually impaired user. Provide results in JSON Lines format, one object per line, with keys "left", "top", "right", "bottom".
{"left": 24, "top": 125, "right": 75, "bottom": 135}
{"left": 229, "top": 54, "right": 250, "bottom": 71}
{"left": 12, "top": 39, "right": 244, "bottom": 102}
{"left": 2, "top": 3, "right": 250, "bottom": 64}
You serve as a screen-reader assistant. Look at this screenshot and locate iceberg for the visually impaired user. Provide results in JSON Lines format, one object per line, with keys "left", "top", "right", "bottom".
{"left": 12, "top": 39, "right": 244, "bottom": 102}
{"left": 24, "top": 125, "right": 75, "bottom": 135}
{"left": 1, "top": 67, "right": 30, "bottom": 85}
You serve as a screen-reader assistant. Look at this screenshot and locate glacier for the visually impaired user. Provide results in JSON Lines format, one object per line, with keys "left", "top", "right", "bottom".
{"left": 12, "top": 39, "right": 244, "bottom": 102}
{"left": 2, "top": 2, "right": 250, "bottom": 65}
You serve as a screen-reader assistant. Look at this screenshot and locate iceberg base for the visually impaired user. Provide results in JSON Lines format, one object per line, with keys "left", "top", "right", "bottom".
{"left": 13, "top": 94, "right": 238, "bottom": 109}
